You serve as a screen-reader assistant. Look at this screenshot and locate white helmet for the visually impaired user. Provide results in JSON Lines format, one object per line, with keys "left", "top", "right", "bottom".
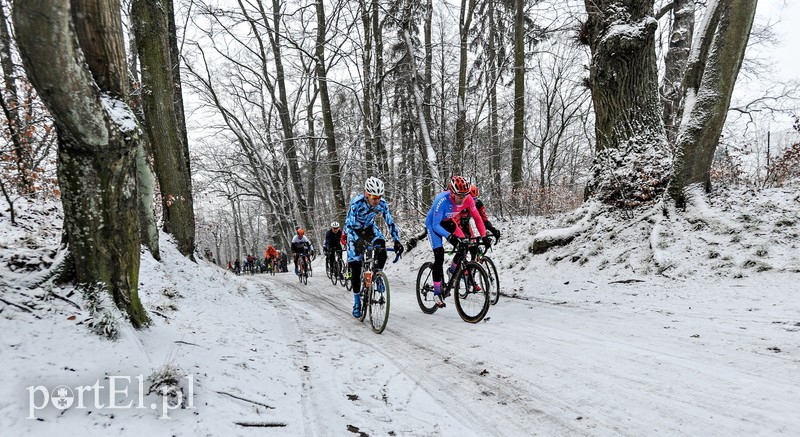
{"left": 331, "top": 221, "right": 340, "bottom": 228}
{"left": 364, "top": 177, "right": 385, "bottom": 196}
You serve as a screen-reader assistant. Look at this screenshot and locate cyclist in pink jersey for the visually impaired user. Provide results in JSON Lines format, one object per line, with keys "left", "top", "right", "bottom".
{"left": 424, "top": 175, "right": 490, "bottom": 307}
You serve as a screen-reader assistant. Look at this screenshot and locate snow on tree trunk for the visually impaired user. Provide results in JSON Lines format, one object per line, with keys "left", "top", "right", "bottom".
{"left": 669, "top": 0, "right": 756, "bottom": 206}
{"left": 582, "top": 0, "right": 670, "bottom": 208}
{"left": 13, "top": 0, "right": 149, "bottom": 327}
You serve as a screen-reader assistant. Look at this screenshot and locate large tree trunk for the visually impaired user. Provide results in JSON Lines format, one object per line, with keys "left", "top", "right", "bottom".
{"left": 14, "top": 0, "right": 148, "bottom": 327}
{"left": 125, "top": 8, "right": 160, "bottom": 260}
{"left": 582, "top": 0, "right": 670, "bottom": 207}
{"left": 669, "top": 0, "right": 756, "bottom": 206}
{"left": 132, "top": 0, "right": 196, "bottom": 258}
{"left": 314, "top": 0, "right": 346, "bottom": 214}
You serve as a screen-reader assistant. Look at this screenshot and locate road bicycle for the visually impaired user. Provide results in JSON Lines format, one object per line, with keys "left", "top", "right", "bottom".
{"left": 353, "top": 244, "right": 400, "bottom": 334}
{"left": 297, "top": 252, "right": 312, "bottom": 285}
{"left": 325, "top": 248, "right": 346, "bottom": 286}
{"left": 415, "top": 238, "right": 490, "bottom": 323}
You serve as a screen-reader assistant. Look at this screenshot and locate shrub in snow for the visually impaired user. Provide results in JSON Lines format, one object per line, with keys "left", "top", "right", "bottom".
{"left": 79, "top": 282, "right": 120, "bottom": 340}
{"left": 147, "top": 364, "right": 186, "bottom": 407}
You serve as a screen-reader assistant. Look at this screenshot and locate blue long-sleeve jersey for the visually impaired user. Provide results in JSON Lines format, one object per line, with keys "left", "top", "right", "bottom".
{"left": 344, "top": 194, "right": 401, "bottom": 244}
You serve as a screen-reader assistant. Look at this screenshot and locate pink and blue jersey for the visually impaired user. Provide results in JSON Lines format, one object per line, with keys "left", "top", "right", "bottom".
{"left": 425, "top": 191, "right": 486, "bottom": 249}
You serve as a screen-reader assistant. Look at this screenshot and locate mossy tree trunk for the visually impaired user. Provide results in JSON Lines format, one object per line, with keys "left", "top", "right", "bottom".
{"left": 131, "top": 0, "right": 197, "bottom": 258}
{"left": 13, "top": 0, "right": 149, "bottom": 327}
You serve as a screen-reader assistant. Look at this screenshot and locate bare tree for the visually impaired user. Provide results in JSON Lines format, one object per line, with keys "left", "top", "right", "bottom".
{"left": 511, "top": 0, "right": 525, "bottom": 192}
{"left": 314, "top": 0, "right": 346, "bottom": 213}
{"left": 453, "top": 0, "right": 478, "bottom": 173}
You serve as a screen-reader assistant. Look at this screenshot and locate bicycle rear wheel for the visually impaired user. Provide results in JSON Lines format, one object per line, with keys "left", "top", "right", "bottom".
{"left": 453, "top": 261, "right": 490, "bottom": 323}
{"left": 369, "top": 272, "right": 390, "bottom": 334}
{"left": 415, "top": 262, "right": 439, "bottom": 314}
{"left": 481, "top": 256, "right": 500, "bottom": 305}
{"left": 357, "top": 286, "right": 368, "bottom": 322}
{"left": 325, "top": 256, "right": 332, "bottom": 279}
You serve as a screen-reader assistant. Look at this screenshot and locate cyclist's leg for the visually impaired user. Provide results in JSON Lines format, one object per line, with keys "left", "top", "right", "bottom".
{"left": 348, "top": 238, "right": 363, "bottom": 316}
{"left": 366, "top": 226, "right": 387, "bottom": 270}
{"left": 372, "top": 238, "right": 387, "bottom": 270}
{"left": 428, "top": 228, "right": 446, "bottom": 306}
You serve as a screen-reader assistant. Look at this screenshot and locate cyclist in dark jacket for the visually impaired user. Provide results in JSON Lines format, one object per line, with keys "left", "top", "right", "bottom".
{"left": 323, "top": 221, "right": 345, "bottom": 277}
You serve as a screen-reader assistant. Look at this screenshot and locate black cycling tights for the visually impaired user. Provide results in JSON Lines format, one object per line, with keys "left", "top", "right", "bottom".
{"left": 349, "top": 238, "right": 386, "bottom": 294}
{"left": 432, "top": 247, "right": 445, "bottom": 283}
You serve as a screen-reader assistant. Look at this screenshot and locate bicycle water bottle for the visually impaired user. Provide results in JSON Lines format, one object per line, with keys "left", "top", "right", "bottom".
{"left": 364, "top": 271, "right": 372, "bottom": 288}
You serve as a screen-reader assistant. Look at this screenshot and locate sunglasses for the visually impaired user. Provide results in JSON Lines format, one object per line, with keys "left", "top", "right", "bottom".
{"left": 452, "top": 192, "right": 468, "bottom": 199}
{"left": 367, "top": 194, "right": 382, "bottom": 201}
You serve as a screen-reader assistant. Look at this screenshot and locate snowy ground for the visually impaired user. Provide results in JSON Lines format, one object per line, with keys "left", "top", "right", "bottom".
{"left": 1, "top": 185, "right": 799, "bottom": 436}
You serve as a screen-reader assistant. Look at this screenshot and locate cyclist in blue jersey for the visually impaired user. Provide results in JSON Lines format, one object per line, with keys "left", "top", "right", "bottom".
{"left": 425, "top": 175, "right": 490, "bottom": 307}
{"left": 345, "top": 177, "right": 404, "bottom": 317}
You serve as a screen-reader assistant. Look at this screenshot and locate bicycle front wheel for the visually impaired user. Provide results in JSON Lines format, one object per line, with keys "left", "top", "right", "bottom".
{"left": 481, "top": 256, "right": 500, "bottom": 305}
{"left": 453, "top": 261, "right": 490, "bottom": 323}
{"left": 415, "top": 262, "right": 438, "bottom": 314}
{"left": 344, "top": 265, "right": 352, "bottom": 291}
{"left": 329, "top": 258, "right": 338, "bottom": 285}
{"left": 369, "top": 271, "right": 390, "bottom": 334}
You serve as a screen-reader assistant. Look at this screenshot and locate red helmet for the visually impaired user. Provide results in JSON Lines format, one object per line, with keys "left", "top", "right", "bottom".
{"left": 448, "top": 176, "right": 470, "bottom": 195}
{"left": 469, "top": 183, "right": 479, "bottom": 198}
{"left": 297, "top": 228, "right": 304, "bottom": 237}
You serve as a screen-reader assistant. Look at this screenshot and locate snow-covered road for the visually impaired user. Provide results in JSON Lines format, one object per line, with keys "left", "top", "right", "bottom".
{"left": 251, "top": 268, "right": 800, "bottom": 436}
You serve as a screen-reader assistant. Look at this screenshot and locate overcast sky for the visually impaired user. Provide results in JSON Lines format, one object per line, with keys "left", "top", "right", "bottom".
{"left": 755, "top": 0, "right": 800, "bottom": 81}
